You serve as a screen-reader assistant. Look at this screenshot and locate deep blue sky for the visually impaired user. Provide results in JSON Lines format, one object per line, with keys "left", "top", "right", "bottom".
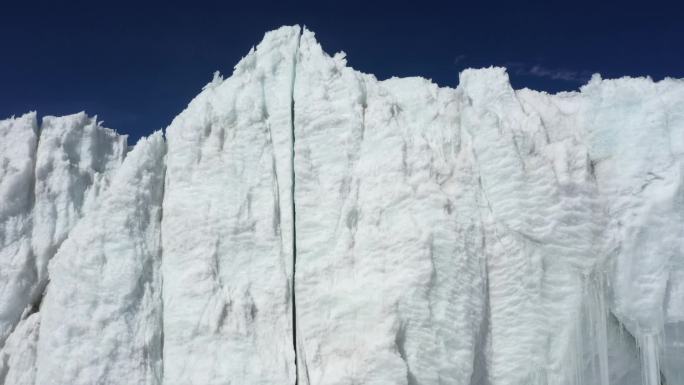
{"left": 1, "top": 0, "right": 682, "bottom": 143}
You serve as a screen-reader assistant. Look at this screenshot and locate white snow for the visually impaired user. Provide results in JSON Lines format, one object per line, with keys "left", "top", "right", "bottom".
{"left": 35, "top": 131, "right": 165, "bottom": 385}
{"left": 0, "top": 313, "right": 39, "bottom": 385}
{"left": 32, "top": 113, "right": 126, "bottom": 286}
{"left": 0, "top": 112, "right": 128, "bottom": 384}
{"left": 293, "top": 31, "right": 487, "bottom": 385}
{"left": 160, "top": 25, "right": 299, "bottom": 385}
{"left": 0, "top": 112, "right": 38, "bottom": 351}
{"left": 0, "top": 26, "right": 682, "bottom": 385}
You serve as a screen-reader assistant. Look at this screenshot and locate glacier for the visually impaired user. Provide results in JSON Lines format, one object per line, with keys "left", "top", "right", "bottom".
{"left": 0, "top": 25, "right": 682, "bottom": 385}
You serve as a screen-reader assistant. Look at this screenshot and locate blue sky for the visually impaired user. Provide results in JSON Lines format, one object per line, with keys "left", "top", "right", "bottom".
{"left": 1, "top": 0, "right": 682, "bottom": 142}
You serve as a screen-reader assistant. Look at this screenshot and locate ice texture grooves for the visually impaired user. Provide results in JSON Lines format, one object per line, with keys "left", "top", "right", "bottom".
{"left": 293, "top": 30, "right": 487, "bottom": 385}
{"left": 1, "top": 25, "right": 684, "bottom": 385}
{"left": 1, "top": 113, "right": 127, "bottom": 385}
{"left": 35, "top": 132, "right": 165, "bottom": 385}
{"left": 161, "top": 25, "right": 299, "bottom": 385}
{"left": 0, "top": 113, "right": 39, "bottom": 350}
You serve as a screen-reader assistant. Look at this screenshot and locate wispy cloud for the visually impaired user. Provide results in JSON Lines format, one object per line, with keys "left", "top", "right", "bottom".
{"left": 528, "top": 65, "right": 590, "bottom": 82}
{"left": 506, "top": 62, "right": 592, "bottom": 83}
{"left": 453, "top": 54, "right": 467, "bottom": 65}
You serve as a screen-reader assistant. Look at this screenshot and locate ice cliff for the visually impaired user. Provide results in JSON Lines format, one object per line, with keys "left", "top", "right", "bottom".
{"left": 0, "top": 26, "right": 682, "bottom": 385}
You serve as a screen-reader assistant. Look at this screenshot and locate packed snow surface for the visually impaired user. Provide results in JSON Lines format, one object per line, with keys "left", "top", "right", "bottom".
{"left": 0, "top": 26, "right": 682, "bottom": 385}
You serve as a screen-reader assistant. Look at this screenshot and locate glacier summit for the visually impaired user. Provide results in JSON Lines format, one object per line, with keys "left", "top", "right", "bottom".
{"left": 0, "top": 25, "right": 682, "bottom": 385}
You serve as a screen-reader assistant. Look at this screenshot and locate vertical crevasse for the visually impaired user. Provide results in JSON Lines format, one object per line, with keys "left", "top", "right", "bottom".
{"left": 290, "top": 27, "right": 303, "bottom": 385}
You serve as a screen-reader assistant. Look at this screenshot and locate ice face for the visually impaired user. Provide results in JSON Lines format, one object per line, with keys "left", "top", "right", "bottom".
{"left": 160, "top": 25, "right": 299, "bottom": 385}
{"left": 293, "top": 31, "right": 488, "bottom": 385}
{"left": 0, "top": 26, "right": 683, "bottom": 385}
{"left": 32, "top": 113, "right": 126, "bottom": 286}
{"left": 34, "top": 131, "right": 165, "bottom": 385}
{"left": 0, "top": 313, "right": 39, "bottom": 385}
{"left": 0, "top": 112, "right": 38, "bottom": 348}
{"left": 0, "top": 113, "right": 128, "bottom": 384}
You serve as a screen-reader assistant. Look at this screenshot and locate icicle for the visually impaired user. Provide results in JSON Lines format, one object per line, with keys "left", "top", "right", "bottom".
{"left": 661, "top": 324, "right": 682, "bottom": 385}
{"left": 575, "top": 295, "right": 586, "bottom": 385}
{"left": 573, "top": 272, "right": 611, "bottom": 385}
{"left": 571, "top": 308, "right": 584, "bottom": 385}
{"left": 592, "top": 274, "right": 610, "bottom": 385}
{"left": 638, "top": 333, "right": 661, "bottom": 385}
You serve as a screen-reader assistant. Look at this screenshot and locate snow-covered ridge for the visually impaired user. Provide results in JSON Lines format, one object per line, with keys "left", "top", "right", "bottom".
{"left": 0, "top": 25, "right": 682, "bottom": 385}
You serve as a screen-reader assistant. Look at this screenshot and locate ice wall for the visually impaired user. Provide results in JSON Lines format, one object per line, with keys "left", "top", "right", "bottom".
{"left": 293, "top": 30, "right": 487, "bottom": 385}
{"left": 35, "top": 132, "right": 165, "bottom": 385}
{"left": 0, "top": 113, "right": 38, "bottom": 350}
{"left": 0, "top": 314, "right": 39, "bottom": 385}
{"left": 518, "top": 76, "right": 684, "bottom": 385}
{"left": 1, "top": 113, "right": 127, "bottom": 385}
{"left": 160, "top": 26, "right": 299, "bottom": 385}
{"left": 32, "top": 113, "right": 126, "bottom": 286}
{"left": 0, "top": 26, "right": 682, "bottom": 385}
